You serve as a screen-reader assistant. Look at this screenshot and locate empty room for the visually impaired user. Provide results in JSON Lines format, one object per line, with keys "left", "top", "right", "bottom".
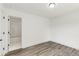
{"left": 1, "top": 3, "right": 79, "bottom": 56}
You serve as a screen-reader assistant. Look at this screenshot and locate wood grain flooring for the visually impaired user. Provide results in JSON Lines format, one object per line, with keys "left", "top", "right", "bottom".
{"left": 5, "top": 41, "right": 79, "bottom": 56}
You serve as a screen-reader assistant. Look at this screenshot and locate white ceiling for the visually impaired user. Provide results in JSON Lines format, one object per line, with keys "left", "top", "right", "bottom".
{"left": 3, "top": 3, "right": 79, "bottom": 19}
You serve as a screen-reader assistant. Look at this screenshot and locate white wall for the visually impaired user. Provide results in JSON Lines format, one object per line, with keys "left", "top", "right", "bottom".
{"left": 51, "top": 11, "right": 79, "bottom": 49}
{"left": 3, "top": 8, "right": 50, "bottom": 48}
{"left": 2, "top": 4, "right": 79, "bottom": 52}
{"left": 0, "top": 4, "right": 2, "bottom": 55}
{"left": 4, "top": 6, "right": 79, "bottom": 51}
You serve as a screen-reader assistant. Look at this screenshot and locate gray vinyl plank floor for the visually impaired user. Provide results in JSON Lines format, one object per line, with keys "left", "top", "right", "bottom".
{"left": 6, "top": 41, "right": 79, "bottom": 56}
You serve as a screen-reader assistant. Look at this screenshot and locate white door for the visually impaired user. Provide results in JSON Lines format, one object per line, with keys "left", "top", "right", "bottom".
{"left": 9, "top": 16, "right": 22, "bottom": 51}
{"left": 1, "top": 16, "right": 8, "bottom": 55}
{"left": 0, "top": 4, "right": 9, "bottom": 55}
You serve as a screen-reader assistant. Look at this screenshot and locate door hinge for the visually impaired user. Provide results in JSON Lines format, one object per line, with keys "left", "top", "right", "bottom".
{"left": 8, "top": 44, "right": 10, "bottom": 46}
{"left": 3, "top": 32, "right": 5, "bottom": 34}
{"left": 8, "top": 19, "right": 10, "bottom": 21}
{"left": 8, "top": 32, "right": 10, "bottom": 34}
{"left": 3, "top": 48, "right": 5, "bottom": 50}
{"left": 0, "top": 39, "right": 2, "bottom": 41}
{"left": 3, "top": 16, "right": 5, "bottom": 19}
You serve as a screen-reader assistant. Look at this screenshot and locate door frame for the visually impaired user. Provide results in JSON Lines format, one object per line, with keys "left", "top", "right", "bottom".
{"left": 0, "top": 14, "right": 2, "bottom": 56}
